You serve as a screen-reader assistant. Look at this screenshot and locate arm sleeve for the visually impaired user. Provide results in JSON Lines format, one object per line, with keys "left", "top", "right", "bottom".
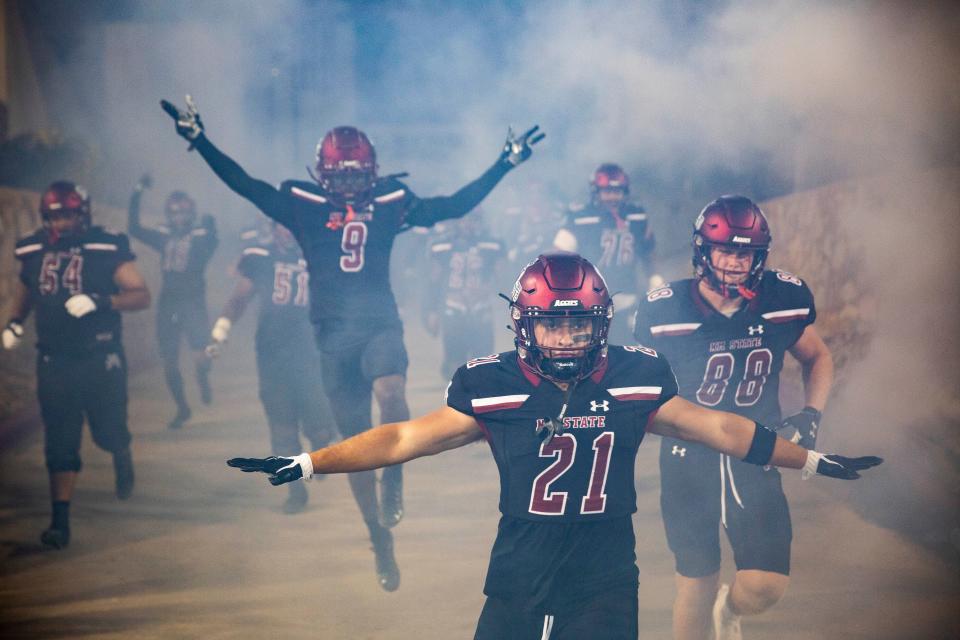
{"left": 193, "top": 135, "right": 293, "bottom": 227}
{"left": 127, "top": 189, "right": 167, "bottom": 251}
{"left": 114, "top": 233, "right": 137, "bottom": 264}
{"left": 403, "top": 160, "right": 511, "bottom": 228}
{"left": 444, "top": 366, "right": 476, "bottom": 417}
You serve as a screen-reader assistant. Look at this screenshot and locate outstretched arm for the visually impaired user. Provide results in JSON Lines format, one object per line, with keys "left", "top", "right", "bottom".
{"left": 127, "top": 176, "right": 167, "bottom": 251}
{"left": 228, "top": 406, "right": 485, "bottom": 483}
{"left": 405, "top": 125, "right": 544, "bottom": 227}
{"left": 161, "top": 97, "right": 291, "bottom": 226}
{"left": 649, "top": 395, "right": 881, "bottom": 479}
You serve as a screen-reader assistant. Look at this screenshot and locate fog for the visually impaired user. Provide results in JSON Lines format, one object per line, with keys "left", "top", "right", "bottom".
{"left": 5, "top": 0, "right": 960, "bottom": 635}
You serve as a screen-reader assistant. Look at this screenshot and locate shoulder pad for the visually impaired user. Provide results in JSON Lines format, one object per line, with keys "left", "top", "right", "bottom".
{"left": 242, "top": 246, "right": 271, "bottom": 257}
{"left": 14, "top": 231, "right": 45, "bottom": 258}
{"left": 572, "top": 214, "right": 602, "bottom": 225}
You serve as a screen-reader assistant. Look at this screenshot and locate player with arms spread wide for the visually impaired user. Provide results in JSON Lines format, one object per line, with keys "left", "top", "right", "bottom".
{"left": 228, "top": 252, "right": 880, "bottom": 639}
{"left": 161, "top": 95, "right": 543, "bottom": 591}
{"left": 634, "top": 195, "right": 835, "bottom": 640}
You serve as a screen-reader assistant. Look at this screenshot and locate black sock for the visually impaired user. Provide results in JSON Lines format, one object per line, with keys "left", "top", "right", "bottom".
{"left": 51, "top": 501, "right": 70, "bottom": 531}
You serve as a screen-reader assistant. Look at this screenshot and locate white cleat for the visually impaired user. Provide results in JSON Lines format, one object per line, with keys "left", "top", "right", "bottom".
{"left": 713, "top": 583, "right": 743, "bottom": 640}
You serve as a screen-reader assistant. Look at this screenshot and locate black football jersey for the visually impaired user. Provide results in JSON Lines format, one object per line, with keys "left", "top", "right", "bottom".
{"left": 428, "top": 233, "right": 503, "bottom": 312}
{"left": 235, "top": 241, "right": 314, "bottom": 354}
{"left": 446, "top": 346, "right": 678, "bottom": 523}
{"left": 15, "top": 227, "right": 136, "bottom": 355}
{"left": 128, "top": 218, "right": 217, "bottom": 302}
{"left": 561, "top": 202, "right": 654, "bottom": 295}
{"left": 634, "top": 271, "right": 816, "bottom": 426}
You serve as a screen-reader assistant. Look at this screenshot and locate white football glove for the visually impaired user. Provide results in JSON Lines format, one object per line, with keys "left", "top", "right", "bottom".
{"left": 65, "top": 294, "right": 98, "bottom": 318}
{"left": 2, "top": 321, "right": 24, "bottom": 350}
{"left": 205, "top": 317, "right": 232, "bottom": 358}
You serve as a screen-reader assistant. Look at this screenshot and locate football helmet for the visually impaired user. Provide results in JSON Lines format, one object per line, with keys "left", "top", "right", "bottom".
{"left": 692, "top": 195, "right": 771, "bottom": 298}
{"left": 509, "top": 252, "right": 613, "bottom": 383}
{"left": 40, "top": 181, "right": 91, "bottom": 240}
{"left": 590, "top": 163, "right": 629, "bottom": 203}
{"left": 165, "top": 191, "right": 197, "bottom": 230}
{"left": 315, "top": 126, "right": 378, "bottom": 203}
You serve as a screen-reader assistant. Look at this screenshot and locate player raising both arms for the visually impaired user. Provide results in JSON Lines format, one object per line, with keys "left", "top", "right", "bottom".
{"left": 228, "top": 252, "right": 880, "bottom": 639}
{"left": 161, "top": 95, "right": 543, "bottom": 591}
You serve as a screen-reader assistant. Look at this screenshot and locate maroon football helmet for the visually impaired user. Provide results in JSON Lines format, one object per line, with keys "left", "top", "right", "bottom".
{"left": 692, "top": 195, "right": 772, "bottom": 298}
{"left": 165, "top": 191, "right": 197, "bottom": 230}
{"left": 590, "top": 163, "right": 629, "bottom": 203}
{"left": 509, "top": 252, "right": 613, "bottom": 382}
{"left": 40, "top": 181, "right": 91, "bottom": 240}
{"left": 314, "top": 126, "right": 378, "bottom": 203}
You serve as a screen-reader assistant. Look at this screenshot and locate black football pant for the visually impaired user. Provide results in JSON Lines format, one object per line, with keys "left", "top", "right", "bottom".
{"left": 37, "top": 350, "right": 131, "bottom": 473}
{"left": 156, "top": 295, "right": 209, "bottom": 411}
{"left": 474, "top": 588, "right": 638, "bottom": 640}
{"left": 257, "top": 348, "right": 335, "bottom": 456}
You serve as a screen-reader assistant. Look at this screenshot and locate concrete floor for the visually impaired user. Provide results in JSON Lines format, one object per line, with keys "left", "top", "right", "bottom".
{"left": 0, "top": 323, "right": 957, "bottom": 639}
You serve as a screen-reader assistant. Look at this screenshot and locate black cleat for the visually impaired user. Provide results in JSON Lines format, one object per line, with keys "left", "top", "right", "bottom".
{"left": 282, "top": 482, "right": 308, "bottom": 514}
{"left": 378, "top": 469, "right": 404, "bottom": 529}
{"left": 40, "top": 527, "right": 70, "bottom": 550}
{"left": 113, "top": 449, "right": 135, "bottom": 500}
{"left": 370, "top": 528, "right": 400, "bottom": 592}
{"left": 168, "top": 406, "right": 191, "bottom": 430}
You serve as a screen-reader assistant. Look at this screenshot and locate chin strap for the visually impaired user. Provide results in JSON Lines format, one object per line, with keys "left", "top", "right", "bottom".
{"left": 535, "top": 379, "right": 579, "bottom": 444}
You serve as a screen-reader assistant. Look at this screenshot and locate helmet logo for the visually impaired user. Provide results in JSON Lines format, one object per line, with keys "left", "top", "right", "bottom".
{"left": 552, "top": 299, "right": 580, "bottom": 307}
{"left": 511, "top": 277, "right": 522, "bottom": 302}
{"left": 732, "top": 235, "right": 752, "bottom": 244}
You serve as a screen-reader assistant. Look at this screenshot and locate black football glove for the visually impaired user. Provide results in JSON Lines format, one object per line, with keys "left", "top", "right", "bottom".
{"left": 780, "top": 406, "right": 821, "bottom": 450}
{"left": 160, "top": 95, "right": 205, "bottom": 145}
{"left": 803, "top": 451, "right": 883, "bottom": 480}
{"left": 226, "top": 454, "right": 313, "bottom": 486}
{"left": 499, "top": 125, "right": 545, "bottom": 167}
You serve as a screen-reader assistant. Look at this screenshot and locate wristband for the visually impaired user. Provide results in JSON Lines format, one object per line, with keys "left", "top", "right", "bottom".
{"left": 743, "top": 422, "right": 777, "bottom": 465}
{"left": 90, "top": 293, "right": 114, "bottom": 311}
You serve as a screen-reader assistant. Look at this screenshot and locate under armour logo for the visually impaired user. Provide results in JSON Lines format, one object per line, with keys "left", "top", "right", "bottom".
{"left": 748, "top": 324, "right": 764, "bottom": 336}
{"left": 672, "top": 445, "right": 686, "bottom": 457}
{"left": 105, "top": 353, "right": 122, "bottom": 371}
{"left": 590, "top": 400, "right": 609, "bottom": 413}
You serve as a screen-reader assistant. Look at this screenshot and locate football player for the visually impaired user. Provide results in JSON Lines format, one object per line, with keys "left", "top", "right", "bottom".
{"left": 424, "top": 213, "right": 504, "bottom": 379}
{"left": 3, "top": 181, "right": 151, "bottom": 549}
{"left": 206, "top": 221, "right": 335, "bottom": 514}
{"left": 128, "top": 174, "right": 218, "bottom": 429}
{"left": 554, "top": 163, "right": 662, "bottom": 344}
{"left": 633, "top": 196, "right": 835, "bottom": 640}
{"left": 227, "top": 252, "right": 880, "bottom": 639}
{"left": 161, "top": 95, "right": 542, "bottom": 591}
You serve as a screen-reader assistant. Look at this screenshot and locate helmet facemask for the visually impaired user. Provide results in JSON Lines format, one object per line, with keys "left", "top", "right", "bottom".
{"left": 512, "top": 305, "right": 612, "bottom": 383}
{"left": 694, "top": 238, "right": 768, "bottom": 299}
{"left": 41, "top": 181, "right": 91, "bottom": 243}
{"left": 314, "top": 126, "right": 378, "bottom": 206}
{"left": 165, "top": 192, "right": 197, "bottom": 233}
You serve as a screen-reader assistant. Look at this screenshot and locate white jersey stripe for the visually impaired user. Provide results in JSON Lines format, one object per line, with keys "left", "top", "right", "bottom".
{"left": 573, "top": 216, "right": 601, "bottom": 225}
{"left": 374, "top": 189, "right": 406, "bottom": 203}
{"left": 83, "top": 243, "right": 118, "bottom": 251}
{"left": 290, "top": 186, "right": 328, "bottom": 204}
{"left": 650, "top": 322, "right": 701, "bottom": 336}
{"left": 541, "top": 614, "right": 554, "bottom": 639}
{"left": 608, "top": 386, "right": 662, "bottom": 401}
{"left": 625, "top": 213, "right": 647, "bottom": 221}
{"left": 242, "top": 247, "right": 270, "bottom": 256}
{"left": 14, "top": 243, "right": 43, "bottom": 256}
{"left": 471, "top": 394, "right": 529, "bottom": 413}
{"left": 761, "top": 308, "right": 810, "bottom": 322}
{"left": 431, "top": 242, "right": 453, "bottom": 252}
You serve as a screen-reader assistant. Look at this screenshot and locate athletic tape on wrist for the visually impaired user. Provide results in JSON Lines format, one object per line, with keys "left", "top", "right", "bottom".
{"left": 802, "top": 450, "right": 822, "bottom": 480}
{"left": 743, "top": 422, "right": 777, "bottom": 465}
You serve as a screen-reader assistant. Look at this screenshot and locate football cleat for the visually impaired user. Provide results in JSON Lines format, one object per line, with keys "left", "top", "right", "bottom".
{"left": 370, "top": 528, "right": 400, "bottom": 592}
{"left": 712, "top": 583, "right": 742, "bottom": 640}
{"left": 40, "top": 526, "right": 70, "bottom": 550}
